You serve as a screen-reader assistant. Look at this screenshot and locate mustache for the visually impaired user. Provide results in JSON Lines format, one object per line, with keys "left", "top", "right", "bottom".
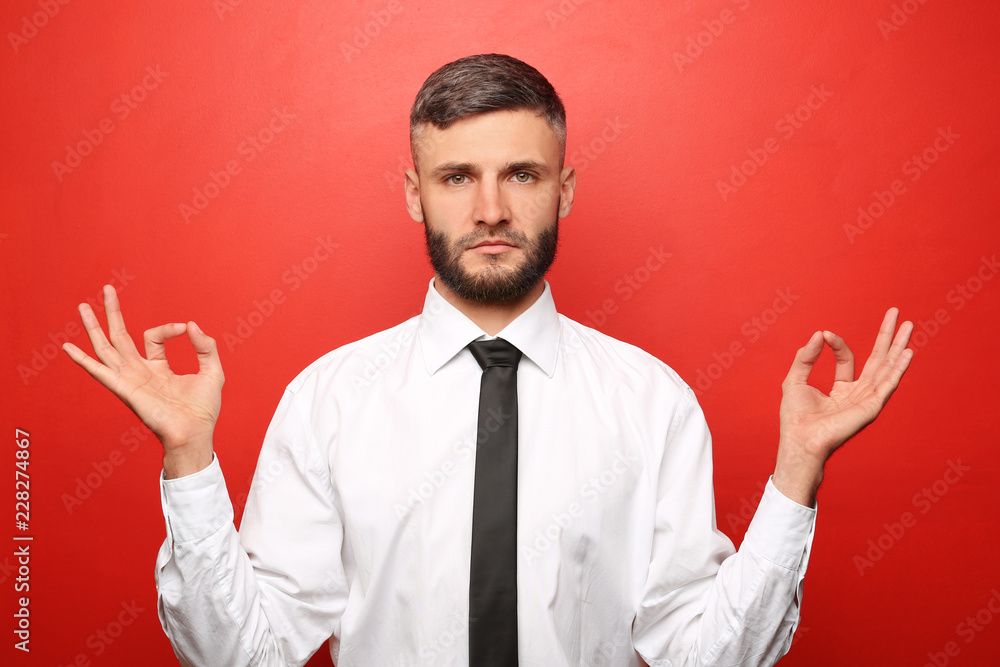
{"left": 457, "top": 227, "right": 529, "bottom": 249}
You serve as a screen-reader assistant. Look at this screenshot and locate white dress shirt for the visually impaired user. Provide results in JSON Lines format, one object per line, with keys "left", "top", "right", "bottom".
{"left": 155, "top": 278, "right": 816, "bottom": 667}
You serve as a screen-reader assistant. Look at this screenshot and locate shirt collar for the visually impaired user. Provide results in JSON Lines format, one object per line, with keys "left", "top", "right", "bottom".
{"left": 416, "top": 277, "right": 560, "bottom": 377}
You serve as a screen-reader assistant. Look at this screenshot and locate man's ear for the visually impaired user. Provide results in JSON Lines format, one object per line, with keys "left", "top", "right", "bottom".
{"left": 558, "top": 165, "right": 577, "bottom": 219}
{"left": 404, "top": 168, "right": 424, "bottom": 222}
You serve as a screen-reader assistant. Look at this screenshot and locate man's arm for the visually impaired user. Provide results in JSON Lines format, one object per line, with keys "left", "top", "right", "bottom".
{"left": 633, "top": 387, "right": 813, "bottom": 666}
{"left": 772, "top": 308, "right": 913, "bottom": 507}
{"left": 63, "top": 285, "right": 344, "bottom": 665}
{"left": 634, "top": 308, "right": 912, "bottom": 666}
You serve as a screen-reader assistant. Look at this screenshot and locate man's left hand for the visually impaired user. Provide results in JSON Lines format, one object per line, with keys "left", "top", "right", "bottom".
{"left": 772, "top": 308, "right": 914, "bottom": 507}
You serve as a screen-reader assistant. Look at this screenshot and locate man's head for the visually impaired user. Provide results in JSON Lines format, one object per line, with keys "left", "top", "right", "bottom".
{"left": 409, "top": 54, "right": 567, "bottom": 171}
{"left": 405, "top": 54, "right": 575, "bottom": 305}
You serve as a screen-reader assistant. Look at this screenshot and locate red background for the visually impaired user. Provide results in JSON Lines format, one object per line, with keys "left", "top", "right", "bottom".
{"left": 3, "top": 1, "right": 999, "bottom": 665}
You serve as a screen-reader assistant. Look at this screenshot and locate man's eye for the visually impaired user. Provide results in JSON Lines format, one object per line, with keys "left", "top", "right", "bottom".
{"left": 512, "top": 172, "right": 533, "bottom": 183}
{"left": 448, "top": 174, "right": 467, "bottom": 185}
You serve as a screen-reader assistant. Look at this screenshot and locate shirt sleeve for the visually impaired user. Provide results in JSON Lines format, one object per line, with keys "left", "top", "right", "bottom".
{"left": 154, "top": 387, "right": 349, "bottom": 667}
{"left": 631, "top": 389, "right": 816, "bottom": 667}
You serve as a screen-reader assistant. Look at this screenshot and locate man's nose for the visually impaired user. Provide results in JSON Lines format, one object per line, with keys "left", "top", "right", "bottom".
{"left": 473, "top": 179, "right": 510, "bottom": 226}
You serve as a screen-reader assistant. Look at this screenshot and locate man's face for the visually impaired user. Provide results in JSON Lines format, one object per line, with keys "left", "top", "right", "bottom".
{"left": 405, "top": 110, "right": 576, "bottom": 304}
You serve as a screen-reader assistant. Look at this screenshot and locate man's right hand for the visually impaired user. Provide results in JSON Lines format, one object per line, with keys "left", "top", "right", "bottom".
{"left": 62, "top": 285, "right": 224, "bottom": 479}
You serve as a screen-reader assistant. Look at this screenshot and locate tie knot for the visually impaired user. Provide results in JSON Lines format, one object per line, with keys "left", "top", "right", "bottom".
{"left": 469, "top": 338, "right": 522, "bottom": 370}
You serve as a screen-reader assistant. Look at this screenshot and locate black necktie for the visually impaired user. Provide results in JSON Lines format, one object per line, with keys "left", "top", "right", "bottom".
{"left": 468, "top": 338, "right": 522, "bottom": 667}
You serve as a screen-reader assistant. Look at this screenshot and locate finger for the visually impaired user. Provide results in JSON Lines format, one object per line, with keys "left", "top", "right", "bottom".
{"left": 888, "top": 319, "right": 913, "bottom": 359}
{"left": 875, "top": 346, "right": 914, "bottom": 404}
{"left": 782, "top": 331, "right": 824, "bottom": 388}
{"left": 822, "top": 330, "right": 855, "bottom": 384}
{"left": 868, "top": 316, "right": 914, "bottom": 389}
{"left": 144, "top": 322, "right": 188, "bottom": 362}
{"left": 62, "top": 341, "right": 123, "bottom": 392}
{"left": 78, "top": 301, "right": 124, "bottom": 368}
{"left": 860, "top": 308, "right": 899, "bottom": 379}
{"left": 103, "top": 285, "right": 141, "bottom": 358}
{"left": 186, "top": 321, "right": 225, "bottom": 383}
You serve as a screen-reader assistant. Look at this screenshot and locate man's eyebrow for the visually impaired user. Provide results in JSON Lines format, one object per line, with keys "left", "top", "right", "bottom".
{"left": 500, "top": 160, "right": 550, "bottom": 175}
{"left": 429, "top": 162, "right": 478, "bottom": 178}
{"left": 428, "top": 160, "right": 551, "bottom": 179}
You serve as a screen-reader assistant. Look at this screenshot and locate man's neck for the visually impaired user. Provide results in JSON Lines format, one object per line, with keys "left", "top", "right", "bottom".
{"left": 433, "top": 278, "right": 545, "bottom": 336}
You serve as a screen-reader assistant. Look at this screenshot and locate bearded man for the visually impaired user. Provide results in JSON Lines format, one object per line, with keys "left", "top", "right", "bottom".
{"left": 64, "top": 54, "right": 913, "bottom": 666}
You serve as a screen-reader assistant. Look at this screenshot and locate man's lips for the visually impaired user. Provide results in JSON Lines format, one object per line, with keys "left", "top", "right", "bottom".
{"left": 469, "top": 239, "right": 517, "bottom": 254}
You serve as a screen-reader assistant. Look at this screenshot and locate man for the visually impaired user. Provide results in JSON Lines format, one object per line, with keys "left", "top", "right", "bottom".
{"left": 63, "top": 54, "right": 913, "bottom": 666}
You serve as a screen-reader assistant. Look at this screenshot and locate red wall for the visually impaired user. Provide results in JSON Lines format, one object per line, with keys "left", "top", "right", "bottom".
{"left": 3, "top": 1, "right": 999, "bottom": 665}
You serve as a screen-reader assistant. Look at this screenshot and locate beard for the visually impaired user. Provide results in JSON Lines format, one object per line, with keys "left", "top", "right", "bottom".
{"left": 424, "top": 219, "right": 559, "bottom": 304}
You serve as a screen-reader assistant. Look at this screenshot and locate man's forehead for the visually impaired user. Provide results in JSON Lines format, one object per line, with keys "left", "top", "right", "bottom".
{"left": 412, "top": 109, "right": 561, "bottom": 168}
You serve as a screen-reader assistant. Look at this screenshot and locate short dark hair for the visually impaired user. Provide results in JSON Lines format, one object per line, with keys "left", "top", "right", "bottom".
{"left": 409, "top": 53, "right": 567, "bottom": 169}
